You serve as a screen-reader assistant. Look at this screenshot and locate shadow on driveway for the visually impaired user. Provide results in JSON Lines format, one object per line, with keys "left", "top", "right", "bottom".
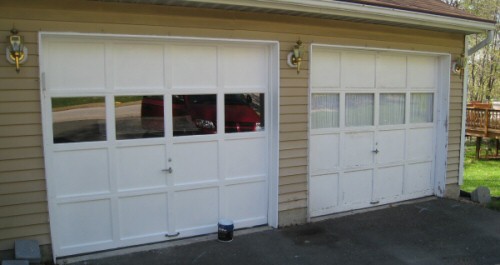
{"left": 67, "top": 198, "right": 500, "bottom": 265}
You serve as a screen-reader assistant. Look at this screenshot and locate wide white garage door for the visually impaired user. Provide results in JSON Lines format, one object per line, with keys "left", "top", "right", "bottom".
{"left": 41, "top": 35, "right": 273, "bottom": 257}
{"left": 309, "top": 46, "right": 441, "bottom": 217}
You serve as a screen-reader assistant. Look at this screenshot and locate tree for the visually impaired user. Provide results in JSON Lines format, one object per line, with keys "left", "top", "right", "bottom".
{"left": 442, "top": 0, "right": 461, "bottom": 7}
{"left": 444, "top": 0, "right": 500, "bottom": 102}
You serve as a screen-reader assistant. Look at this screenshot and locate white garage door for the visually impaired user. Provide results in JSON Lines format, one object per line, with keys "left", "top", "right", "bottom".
{"left": 41, "top": 35, "right": 274, "bottom": 257}
{"left": 309, "top": 46, "right": 443, "bottom": 217}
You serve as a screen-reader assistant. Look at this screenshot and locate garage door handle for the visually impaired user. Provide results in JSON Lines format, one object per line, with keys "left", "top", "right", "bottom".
{"left": 165, "top": 232, "right": 180, "bottom": 238}
{"left": 372, "top": 149, "right": 379, "bottom": 154}
{"left": 163, "top": 167, "right": 173, "bottom": 174}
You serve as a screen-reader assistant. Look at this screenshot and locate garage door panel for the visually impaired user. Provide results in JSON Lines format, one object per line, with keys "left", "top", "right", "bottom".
{"left": 311, "top": 49, "right": 340, "bottom": 89}
{"left": 373, "top": 166, "right": 404, "bottom": 200}
{"left": 406, "top": 162, "right": 433, "bottom": 194}
{"left": 408, "top": 128, "right": 434, "bottom": 161}
{"left": 175, "top": 188, "right": 219, "bottom": 231}
{"left": 376, "top": 55, "right": 407, "bottom": 89}
{"left": 53, "top": 149, "right": 110, "bottom": 197}
{"left": 221, "top": 46, "right": 268, "bottom": 91}
{"left": 113, "top": 43, "right": 165, "bottom": 89}
{"left": 58, "top": 200, "right": 113, "bottom": 248}
{"left": 224, "top": 138, "right": 267, "bottom": 179}
{"left": 226, "top": 181, "right": 268, "bottom": 227}
{"left": 342, "top": 52, "right": 375, "bottom": 89}
{"left": 171, "top": 45, "right": 217, "bottom": 89}
{"left": 310, "top": 134, "right": 339, "bottom": 173}
{"left": 45, "top": 40, "right": 106, "bottom": 90}
{"left": 116, "top": 145, "right": 167, "bottom": 191}
{"left": 377, "top": 130, "right": 405, "bottom": 165}
{"left": 310, "top": 173, "right": 338, "bottom": 215}
{"left": 408, "top": 56, "right": 436, "bottom": 89}
{"left": 118, "top": 193, "right": 168, "bottom": 240}
{"left": 173, "top": 141, "right": 218, "bottom": 185}
{"left": 341, "top": 170, "right": 372, "bottom": 205}
{"left": 344, "top": 132, "right": 374, "bottom": 168}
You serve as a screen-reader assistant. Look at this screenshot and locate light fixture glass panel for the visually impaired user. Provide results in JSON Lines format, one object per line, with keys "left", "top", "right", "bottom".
{"left": 380, "top": 93, "right": 405, "bottom": 125}
{"left": 411, "top": 93, "right": 434, "bottom": 123}
{"left": 116, "top": 96, "right": 164, "bottom": 140}
{"left": 346, "top": 93, "right": 374, "bottom": 127}
{"left": 311, "top": 93, "right": 339, "bottom": 129}
{"left": 52, "top": 97, "right": 106, "bottom": 143}
{"left": 225, "top": 93, "right": 264, "bottom": 133}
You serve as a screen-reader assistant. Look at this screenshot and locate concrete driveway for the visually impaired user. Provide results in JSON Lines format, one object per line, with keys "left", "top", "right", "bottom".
{"left": 66, "top": 198, "right": 500, "bottom": 265}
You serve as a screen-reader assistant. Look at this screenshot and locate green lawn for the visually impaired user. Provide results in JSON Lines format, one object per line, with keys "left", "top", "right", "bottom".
{"left": 462, "top": 141, "right": 500, "bottom": 197}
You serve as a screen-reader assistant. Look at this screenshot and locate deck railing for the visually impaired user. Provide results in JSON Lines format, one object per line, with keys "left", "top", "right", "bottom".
{"left": 466, "top": 107, "right": 500, "bottom": 138}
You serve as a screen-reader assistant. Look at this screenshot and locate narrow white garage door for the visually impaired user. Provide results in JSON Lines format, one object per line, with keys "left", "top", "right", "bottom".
{"left": 309, "top": 46, "right": 442, "bottom": 217}
{"left": 41, "top": 35, "right": 274, "bottom": 257}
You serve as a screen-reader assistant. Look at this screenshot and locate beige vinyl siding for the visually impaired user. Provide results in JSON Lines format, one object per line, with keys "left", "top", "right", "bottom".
{"left": 446, "top": 63, "right": 466, "bottom": 197}
{"left": 0, "top": 0, "right": 466, "bottom": 251}
{"left": 0, "top": 23, "right": 49, "bottom": 251}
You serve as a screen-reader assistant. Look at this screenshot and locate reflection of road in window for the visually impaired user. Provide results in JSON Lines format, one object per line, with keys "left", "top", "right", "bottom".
{"left": 52, "top": 97, "right": 106, "bottom": 143}
{"left": 117, "top": 96, "right": 164, "bottom": 140}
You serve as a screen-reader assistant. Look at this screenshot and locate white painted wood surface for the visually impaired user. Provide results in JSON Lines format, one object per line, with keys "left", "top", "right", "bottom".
{"left": 309, "top": 46, "right": 442, "bottom": 217}
{"left": 41, "top": 34, "right": 274, "bottom": 257}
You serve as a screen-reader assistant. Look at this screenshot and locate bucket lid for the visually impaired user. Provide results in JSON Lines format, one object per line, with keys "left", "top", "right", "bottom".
{"left": 218, "top": 219, "right": 233, "bottom": 226}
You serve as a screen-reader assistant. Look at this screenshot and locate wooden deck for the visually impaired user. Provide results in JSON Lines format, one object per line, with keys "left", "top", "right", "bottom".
{"left": 465, "top": 106, "right": 500, "bottom": 159}
{"left": 466, "top": 107, "right": 500, "bottom": 138}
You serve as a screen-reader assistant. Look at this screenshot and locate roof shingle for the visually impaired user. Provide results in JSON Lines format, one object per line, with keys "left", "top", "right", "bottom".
{"left": 336, "top": 0, "right": 495, "bottom": 23}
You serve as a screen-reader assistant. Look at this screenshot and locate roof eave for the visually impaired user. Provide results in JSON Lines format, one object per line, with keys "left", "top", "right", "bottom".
{"left": 179, "top": 0, "right": 496, "bottom": 34}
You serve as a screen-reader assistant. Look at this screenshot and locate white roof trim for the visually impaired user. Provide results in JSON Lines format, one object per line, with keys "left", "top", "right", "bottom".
{"left": 179, "top": 0, "right": 495, "bottom": 33}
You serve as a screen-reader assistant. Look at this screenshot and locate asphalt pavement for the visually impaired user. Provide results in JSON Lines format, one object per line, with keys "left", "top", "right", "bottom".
{"left": 66, "top": 198, "right": 500, "bottom": 265}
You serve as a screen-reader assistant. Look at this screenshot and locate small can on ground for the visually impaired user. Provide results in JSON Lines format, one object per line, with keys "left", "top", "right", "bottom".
{"left": 218, "top": 219, "right": 234, "bottom": 242}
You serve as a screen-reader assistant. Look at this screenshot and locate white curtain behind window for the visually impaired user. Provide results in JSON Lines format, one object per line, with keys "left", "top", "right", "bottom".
{"left": 411, "top": 93, "right": 433, "bottom": 123}
{"left": 380, "top": 93, "right": 405, "bottom": 125}
{"left": 346, "top": 93, "right": 374, "bottom": 127}
{"left": 311, "top": 93, "right": 339, "bottom": 129}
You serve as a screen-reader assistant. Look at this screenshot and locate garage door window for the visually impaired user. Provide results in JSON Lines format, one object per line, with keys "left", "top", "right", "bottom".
{"left": 346, "top": 93, "right": 374, "bottom": 127}
{"left": 411, "top": 93, "right": 434, "bottom": 123}
{"left": 225, "top": 93, "right": 265, "bottom": 133}
{"left": 52, "top": 97, "right": 106, "bottom": 143}
{"left": 380, "top": 93, "right": 405, "bottom": 125}
{"left": 311, "top": 93, "right": 339, "bottom": 129}
{"left": 172, "top": 94, "right": 217, "bottom": 136}
{"left": 117, "top": 96, "right": 164, "bottom": 140}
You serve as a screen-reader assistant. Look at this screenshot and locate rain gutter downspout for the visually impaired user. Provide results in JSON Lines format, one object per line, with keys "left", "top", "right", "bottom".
{"left": 459, "top": 30, "right": 495, "bottom": 186}
{"left": 467, "top": 30, "right": 495, "bottom": 55}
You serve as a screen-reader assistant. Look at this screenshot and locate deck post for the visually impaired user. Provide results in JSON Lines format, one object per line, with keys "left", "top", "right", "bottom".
{"left": 476, "top": 136, "right": 482, "bottom": 159}
{"left": 484, "top": 109, "right": 490, "bottom": 136}
{"left": 496, "top": 139, "right": 499, "bottom": 156}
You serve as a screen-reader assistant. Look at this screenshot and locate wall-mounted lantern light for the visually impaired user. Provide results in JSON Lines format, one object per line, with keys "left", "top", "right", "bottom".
{"left": 451, "top": 55, "right": 464, "bottom": 76}
{"left": 287, "top": 39, "right": 303, "bottom": 74}
{"left": 6, "top": 28, "right": 28, "bottom": 73}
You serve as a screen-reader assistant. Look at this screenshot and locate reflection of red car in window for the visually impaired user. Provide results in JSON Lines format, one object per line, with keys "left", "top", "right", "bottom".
{"left": 141, "top": 94, "right": 263, "bottom": 136}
